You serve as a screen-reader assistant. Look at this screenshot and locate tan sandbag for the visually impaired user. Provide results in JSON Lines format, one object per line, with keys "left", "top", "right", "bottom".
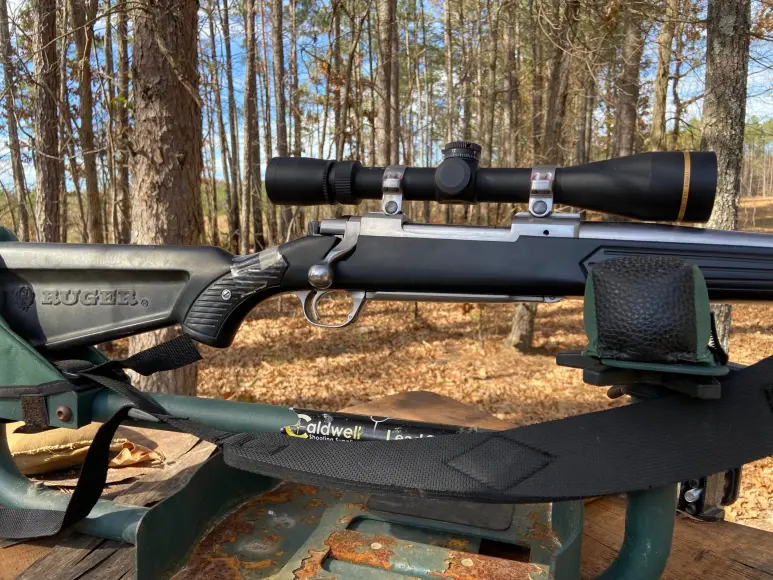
{"left": 5, "top": 422, "right": 164, "bottom": 475}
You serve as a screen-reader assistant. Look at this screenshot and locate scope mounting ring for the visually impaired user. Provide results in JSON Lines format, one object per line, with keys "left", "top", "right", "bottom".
{"left": 529, "top": 164, "right": 556, "bottom": 218}
{"left": 382, "top": 165, "right": 407, "bottom": 215}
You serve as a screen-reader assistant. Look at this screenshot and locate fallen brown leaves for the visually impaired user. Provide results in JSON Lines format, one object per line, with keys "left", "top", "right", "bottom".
{"left": 193, "top": 297, "right": 773, "bottom": 530}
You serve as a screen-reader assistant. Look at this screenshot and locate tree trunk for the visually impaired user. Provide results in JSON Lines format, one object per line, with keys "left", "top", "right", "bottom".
{"left": 58, "top": 2, "right": 68, "bottom": 242}
{"left": 258, "top": 0, "right": 276, "bottom": 242}
{"left": 290, "top": 0, "right": 301, "bottom": 156}
{"left": 204, "top": 77, "right": 219, "bottom": 246}
{"left": 480, "top": 0, "right": 499, "bottom": 168}
{"left": 33, "top": 0, "right": 61, "bottom": 242}
{"left": 542, "top": 0, "right": 580, "bottom": 165}
{"left": 243, "top": 0, "right": 265, "bottom": 251}
{"left": 70, "top": 0, "right": 104, "bottom": 243}
{"left": 0, "top": 0, "right": 29, "bottom": 240}
{"left": 104, "top": 4, "right": 117, "bottom": 243}
{"left": 332, "top": 2, "right": 341, "bottom": 155}
{"left": 129, "top": 0, "right": 203, "bottom": 395}
{"left": 613, "top": 7, "right": 644, "bottom": 158}
{"left": 271, "top": 0, "right": 288, "bottom": 157}
{"left": 444, "top": 0, "right": 453, "bottom": 146}
{"left": 240, "top": 0, "right": 256, "bottom": 254}
{"left": 670, "top": 19, "right": 685, "bottom": 150}
{"left": 575, "top": 72, "right": 595, "bottom": 164}
{"left": 502, "top": 1, "right": 519, "bottom": 167}
{"left": 366, "top": 9, "right": 377, "bottom": 163}
{"left": 375, "top": 0, "right": 392, "bottom": 165}
{"left": 219, "top": 0, "right": 241, "bottom": 250}
{"left": 529, "top": 0, "right": 542, "bottom": 161}
{"left": 207, "top": 0, "right": 232, "bottom": 249}
{"left": 651, "top": 0, "right": 679, "bottom": 152}
{"left": 389, "top": 0, "right": 400, "bottom": 163}
{"left": 505, "top": 302, "right": 538, "bottom": 350}
{"left": 114, "top": 2, "right": 131, "bottom": 243}
{"left": 701, "top": 0, "right": 751, "bottom": 351}
{"left": 336, "top": 8, "right": 367, "bottom": 160}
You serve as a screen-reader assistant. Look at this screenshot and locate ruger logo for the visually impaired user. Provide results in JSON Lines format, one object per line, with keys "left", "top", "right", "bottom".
{"left": 40, "top": 289, "right": 149, "bottom": 308}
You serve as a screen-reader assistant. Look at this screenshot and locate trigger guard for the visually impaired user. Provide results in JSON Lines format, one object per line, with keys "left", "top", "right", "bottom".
{"left": 294, "top": 290, "right": 368, "bottom": 328}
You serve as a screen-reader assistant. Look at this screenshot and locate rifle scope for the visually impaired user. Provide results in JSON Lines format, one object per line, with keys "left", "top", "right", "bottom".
{"left": 266, "top": 141, "right": 717, "bottom": 222}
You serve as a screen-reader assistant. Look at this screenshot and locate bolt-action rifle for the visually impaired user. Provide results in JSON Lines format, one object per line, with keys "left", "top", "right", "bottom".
{"left": 1, "top": 142, "right": 772, "bottom": 350}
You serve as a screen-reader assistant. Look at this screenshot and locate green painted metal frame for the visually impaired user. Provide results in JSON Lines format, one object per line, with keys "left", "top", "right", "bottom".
{"left": 597, "top": 485, "right": 678, "bottom": 580}
{"left": 0, "top": 425, "right": 146, "bottom": 543}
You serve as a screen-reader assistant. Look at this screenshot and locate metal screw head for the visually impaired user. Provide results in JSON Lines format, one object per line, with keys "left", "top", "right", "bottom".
{"left": 531, "top": 200, "right": 548, "bottom": 216}
{"left": 684, "top": 488, "right": 703, "bottom": 503}
{"left": 308, "top": 264, "right": 333, "bottom": 289}
{"left": 221, "top": 289, "right": 232, "bottom": 300}
{"left": 370, "top": 542, "right": 383, "bottom": 550}
{"left": 460, "top": 558, "right": 474, "bottom": 567}
{"left": 384, "top": 200, "right": 399, "bottom": 214}
{"left": 56, "top": 406, "right": 73, "bottom": 423}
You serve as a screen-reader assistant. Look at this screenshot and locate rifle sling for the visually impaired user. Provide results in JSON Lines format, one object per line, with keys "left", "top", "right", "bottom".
{"left": 2, "top": 336, "right": 772, "bottom": 540}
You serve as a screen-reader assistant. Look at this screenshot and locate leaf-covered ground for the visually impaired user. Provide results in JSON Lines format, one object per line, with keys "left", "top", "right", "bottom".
{"left": 195, "top": 297, "right": 773, "bottom": 530}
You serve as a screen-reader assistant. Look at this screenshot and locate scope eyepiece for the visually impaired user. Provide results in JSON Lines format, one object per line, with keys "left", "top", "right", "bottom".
{"left": 266, "top": 148, "right": 717, "bottom": 223}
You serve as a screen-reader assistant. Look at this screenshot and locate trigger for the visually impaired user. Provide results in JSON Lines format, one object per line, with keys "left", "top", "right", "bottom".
{"left": 311, "top": 290, "right": 330, "bottom": 320}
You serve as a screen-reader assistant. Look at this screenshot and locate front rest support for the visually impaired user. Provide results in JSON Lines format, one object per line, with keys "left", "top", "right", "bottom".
{"left": 598, "top": 485, "right": 678, "bottom": 579}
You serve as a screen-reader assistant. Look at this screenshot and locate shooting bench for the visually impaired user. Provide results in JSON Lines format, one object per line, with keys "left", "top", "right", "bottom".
{"left": 4, "top": 391, "right": 772, "bottom": 580}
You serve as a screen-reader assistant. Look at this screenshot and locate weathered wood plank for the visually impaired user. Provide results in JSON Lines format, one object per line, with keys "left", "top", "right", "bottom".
{"left": 17, "top": 534, "right": 108, "bottom": 580}
{"left": 77, "top": 546, "right": 135, "bottom": 580}
{"left": 583, "top": 496, "right": 773, "bottom": 579}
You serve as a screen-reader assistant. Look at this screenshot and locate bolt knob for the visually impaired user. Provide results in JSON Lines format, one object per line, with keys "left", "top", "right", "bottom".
{"left": 308, "top": 264, "right": 333, "bottom": 289}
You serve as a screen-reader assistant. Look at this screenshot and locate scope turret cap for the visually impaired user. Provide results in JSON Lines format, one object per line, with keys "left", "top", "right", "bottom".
{"left": 582, "top": 255, "right": 728, "bottom": 376}
{"left": 442, "top": 141, "right": 482, "bottom": 161}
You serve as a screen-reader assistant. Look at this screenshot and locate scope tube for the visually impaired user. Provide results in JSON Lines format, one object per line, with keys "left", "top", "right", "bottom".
{"left": 266, "top": 151, "right": 717, "bottom": 222}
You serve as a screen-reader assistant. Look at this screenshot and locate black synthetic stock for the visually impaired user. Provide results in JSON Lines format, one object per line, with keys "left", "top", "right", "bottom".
{"left": 0, "top": 235, "right": 336, "bottom": 349}
{"left": 266, "top": 152, "right": 717, "bottom": 222}
{"left": 2, "top": 231, "right": 773, "bottom": 349}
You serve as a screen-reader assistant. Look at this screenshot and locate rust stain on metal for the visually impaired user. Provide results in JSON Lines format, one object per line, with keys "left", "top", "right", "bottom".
{"left": 444, "top": 538, "right": 470, "bottom": 550}
{"left": 338, "top": 515, "right": 352, "bottom": 524}
{"left": 244, "top": 533, "right": 280, "bottom": 552}
{"left": 526, "top": 521, "right": 561, "bottom": 544}
{"left": 325, "top": 531, "right": 397, "bottom": 570}
{"left": 175, "top": 483, "right": 331, "bottom": 579}
{"left": 429, "top": 551, "right": 540, "bottom": 580}
{"left": 302, "top": 514, "right": 321, "bottom": 525}
{"left": 174, "top": 502, "right": 256, "bottom": 579}
{"left": 345, "top": 502, "right": 368, "bottom": 511}
{"left": 296, "top": 484, "right": 320, "bottom": 496}
{"left": 293, "top": 548, "right": 329, "bottom": 579}
{"left": 242, "top": 559, "right": 274, "bottom": 570}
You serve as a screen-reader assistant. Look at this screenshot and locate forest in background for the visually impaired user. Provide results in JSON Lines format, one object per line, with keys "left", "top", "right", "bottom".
{"left": 0, "top": 0, "right": 761, "bottom": 392}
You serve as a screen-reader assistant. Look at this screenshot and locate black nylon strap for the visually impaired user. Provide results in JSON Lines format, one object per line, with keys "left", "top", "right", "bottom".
{"left": 0, "top": 406, "right": 131, "bottom": 538}
{"left": 56, "top": 336, "right": 202, "bottom": 417}
{"left": 6, "top": 339, "right": 773, "bottom": 538}
{"left": 211, "top": 355, "right": 773, "bottom": 503}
